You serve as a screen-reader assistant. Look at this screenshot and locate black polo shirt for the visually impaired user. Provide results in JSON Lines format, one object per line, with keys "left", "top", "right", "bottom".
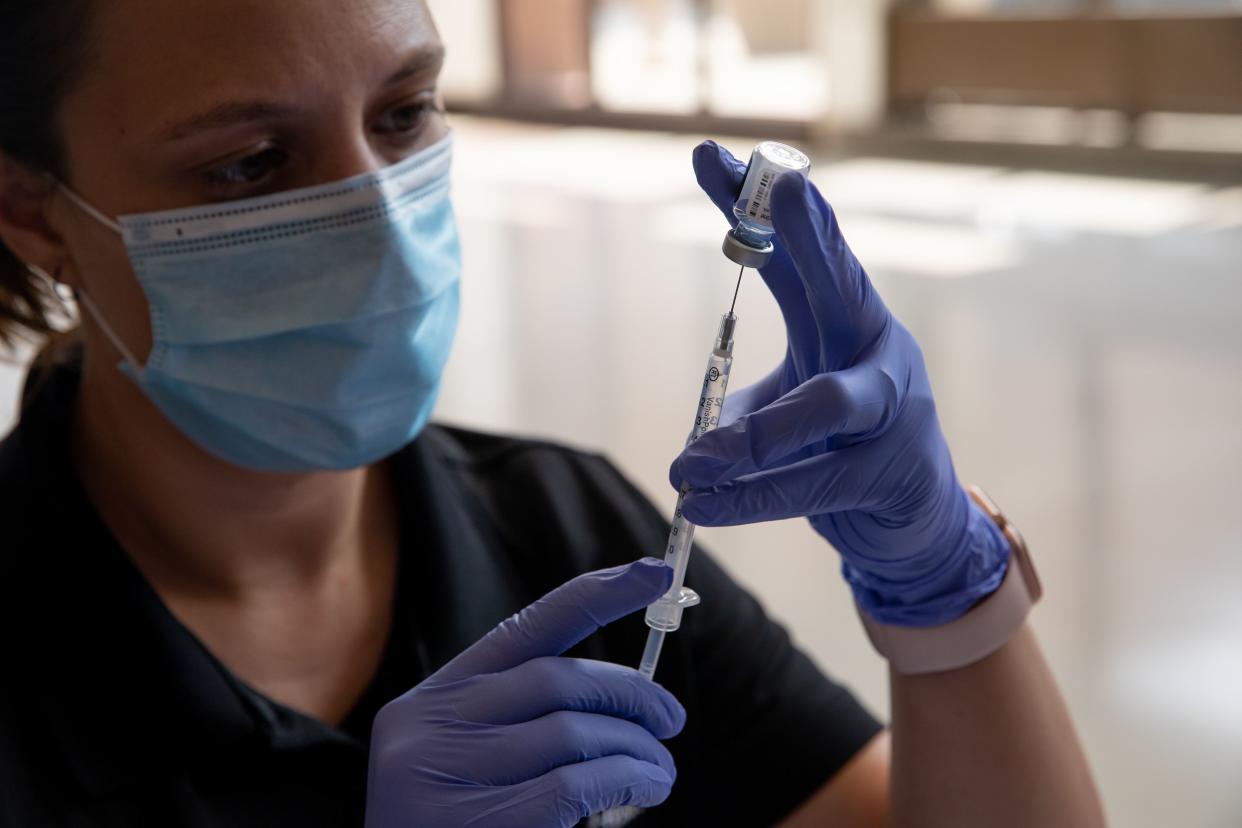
{"left": 0, "top": 357, "right": 881, "bottom": 827}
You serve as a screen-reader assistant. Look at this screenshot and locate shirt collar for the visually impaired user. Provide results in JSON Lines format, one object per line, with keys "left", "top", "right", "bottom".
{"left": 3, "top": 355, "right": 532, "bottom": 799}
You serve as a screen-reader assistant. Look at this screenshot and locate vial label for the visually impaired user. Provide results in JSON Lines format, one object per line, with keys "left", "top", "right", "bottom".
{"left": 746, "top": 169, "right": 777, "bottom": 222}
{"left": 733, "top": 142, "right": 811, "bottom": 236}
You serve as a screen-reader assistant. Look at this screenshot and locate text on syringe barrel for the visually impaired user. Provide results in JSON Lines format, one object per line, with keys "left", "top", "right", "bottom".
{"left": 645, "top": 346, "right": 733, "bottom": 631}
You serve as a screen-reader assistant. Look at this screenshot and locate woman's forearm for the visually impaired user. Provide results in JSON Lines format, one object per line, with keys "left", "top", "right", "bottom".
{"left": 889, "top": 623, "right": 1105, "bottom": 828}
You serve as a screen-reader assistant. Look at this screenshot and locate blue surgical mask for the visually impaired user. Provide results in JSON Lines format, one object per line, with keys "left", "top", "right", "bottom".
{"left": 60, "top": 134, "right": 461, "bottom": 473}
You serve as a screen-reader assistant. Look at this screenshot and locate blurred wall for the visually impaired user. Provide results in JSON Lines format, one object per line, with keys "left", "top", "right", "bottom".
{"left": 426, "top": 0, "right": 502, "bottom": 102}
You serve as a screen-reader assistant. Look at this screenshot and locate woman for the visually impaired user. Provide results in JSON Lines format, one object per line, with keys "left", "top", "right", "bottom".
{"left": 0, "top": 1, "right": 1105, "bottom": 826}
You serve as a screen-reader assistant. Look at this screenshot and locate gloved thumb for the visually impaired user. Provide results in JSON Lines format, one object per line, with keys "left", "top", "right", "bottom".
{"left": 435, "top": 559, "right": 673, "bottom": 683}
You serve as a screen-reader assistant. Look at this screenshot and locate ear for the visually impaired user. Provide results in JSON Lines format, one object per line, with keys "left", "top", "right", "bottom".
{"left": 0, "top": 152, "right": 76, "bottom": 287}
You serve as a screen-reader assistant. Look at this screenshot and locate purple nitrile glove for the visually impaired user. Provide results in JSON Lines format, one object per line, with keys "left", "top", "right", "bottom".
{"left": 670, "top": 141, "right": 1010, "bottom": 627}
{"left": 365, "top": 559, "right": 685, "bottom": 827}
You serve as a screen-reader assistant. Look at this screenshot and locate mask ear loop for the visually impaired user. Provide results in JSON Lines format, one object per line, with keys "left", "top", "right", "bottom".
{"left": 56, "top": 183, "right": 124, "bottom": 235}
{"left": 27, "top": 184, "right": 141, "bottom": 371}
{"left": 26, "top": 265, "right": 144, "bottom": 374}
{"left": 74, "top": 288, "right": 144, "bottom": 373}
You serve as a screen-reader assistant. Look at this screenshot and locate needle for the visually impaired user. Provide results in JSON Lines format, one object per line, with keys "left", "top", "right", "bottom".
{"left": 728, "top": 264, "right": 745, "bottom": 316}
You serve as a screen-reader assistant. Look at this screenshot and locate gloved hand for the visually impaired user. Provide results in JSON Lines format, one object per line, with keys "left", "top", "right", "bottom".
{"left": 365, "top": 559, "right": 685, "bottom": 828}
{"left": 670, "top": 142, "right": 1010, "bottom": 627}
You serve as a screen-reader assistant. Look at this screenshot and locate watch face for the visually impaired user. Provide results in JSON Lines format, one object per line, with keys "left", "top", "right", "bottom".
{"left": 967, "top": 484, "right": 1041, "bottom": 603}
{"left": 1007, "top": 525, "right": 1043, "bottom": 603}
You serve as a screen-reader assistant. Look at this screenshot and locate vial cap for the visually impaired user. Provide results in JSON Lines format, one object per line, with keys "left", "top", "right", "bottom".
{"left": 722, "top": 232, "right": 774, "bottom": 269}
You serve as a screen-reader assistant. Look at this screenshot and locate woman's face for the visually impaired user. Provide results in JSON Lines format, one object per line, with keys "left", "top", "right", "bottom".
{"left": 52, "top": 0, "right": 447, "bottom": 361}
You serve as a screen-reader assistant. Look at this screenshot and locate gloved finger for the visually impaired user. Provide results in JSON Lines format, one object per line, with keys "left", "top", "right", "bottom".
{"left": 693, "top": 141, "right": 819, "bottom": 377}
{"left": 463, "top": 711, "right": 678, "bottom": 786}
{"left": 718, "top": 364, "right": 785, "bottom": 428}
{"left": 502, "top": 755, "right": 675, "bottom": 827}
{"left": 672, "top": 365, "right": 896, "bottom": 490}
{"left": 680, "top": 443, "right": 890, "bottom": 526}
{"left": 769, "top": 172, "right": 891, "bottom": 368}
{"left": 691, "top": 139, "right": 747, "bottom": 224}
{"left": 436, "top": 559, "right": 673, "bottom": 683}
{"left": 454, "top": 657, "right": 686, "bottom": 740}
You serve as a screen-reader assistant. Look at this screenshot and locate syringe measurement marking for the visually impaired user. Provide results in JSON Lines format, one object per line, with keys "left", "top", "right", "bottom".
{"left": 658, "top": 376, "right": 726, "bottom": 583}
{"left": 646, "top": 313, "right": 735, "bottom": 653}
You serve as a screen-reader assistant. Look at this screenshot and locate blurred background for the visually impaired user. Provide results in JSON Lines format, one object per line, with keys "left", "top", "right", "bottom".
{"left": 3, "top": 0, "right": 1240, "bottom": 825}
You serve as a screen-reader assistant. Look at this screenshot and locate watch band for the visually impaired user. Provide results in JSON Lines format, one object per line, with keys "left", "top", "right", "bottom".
{"left": 857, "top": 485, "right": 1042, "bottom": 675}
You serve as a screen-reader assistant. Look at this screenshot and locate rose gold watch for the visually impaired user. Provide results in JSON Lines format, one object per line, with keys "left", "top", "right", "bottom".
{"left": 857, "top": 485, "right": 1043, "bottom": 675}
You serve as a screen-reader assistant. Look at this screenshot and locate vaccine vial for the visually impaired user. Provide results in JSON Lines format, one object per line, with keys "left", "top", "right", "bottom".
{"left": 722, "top": 141, "right": 812, "bottom": 269}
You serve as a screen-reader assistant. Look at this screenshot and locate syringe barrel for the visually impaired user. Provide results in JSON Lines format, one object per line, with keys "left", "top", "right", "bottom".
{"left": 645, "top": 316, "right": 735, "bottom": 633}
{"left": 645, "top": 490, "right": 698, "bottom": 632}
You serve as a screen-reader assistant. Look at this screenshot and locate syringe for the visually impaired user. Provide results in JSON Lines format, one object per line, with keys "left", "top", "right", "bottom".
{"left": 591, "top": 141, "right": 811, "bottom": 828}
{"left": 637, "top": 304, "right": 738, "bottom": 679}
{"left": 637, "top": 140, "right": 811, "bottom": 682}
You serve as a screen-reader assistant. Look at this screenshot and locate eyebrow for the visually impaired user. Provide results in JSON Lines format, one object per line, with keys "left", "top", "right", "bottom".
{"left": 383, "top": 45, "right": 446, "bottom": 87}
{"left": 153, "top": 101, "right": 297, "bottom": 143}
{"left": 150, "top": 46, "right": 446, "bottom": 144}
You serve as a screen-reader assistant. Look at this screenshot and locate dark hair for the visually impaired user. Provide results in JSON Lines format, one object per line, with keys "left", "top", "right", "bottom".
{"left": 0, "top": 1, "right": 91, "bottom": 349}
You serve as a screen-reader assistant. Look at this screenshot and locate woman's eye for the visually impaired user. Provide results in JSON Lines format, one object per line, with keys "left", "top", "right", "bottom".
{"left": 205, "top": 147, "right": 288, "bottom": 189}
{"left": 374, "top": 101, "right": 436, "bottom": 137}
